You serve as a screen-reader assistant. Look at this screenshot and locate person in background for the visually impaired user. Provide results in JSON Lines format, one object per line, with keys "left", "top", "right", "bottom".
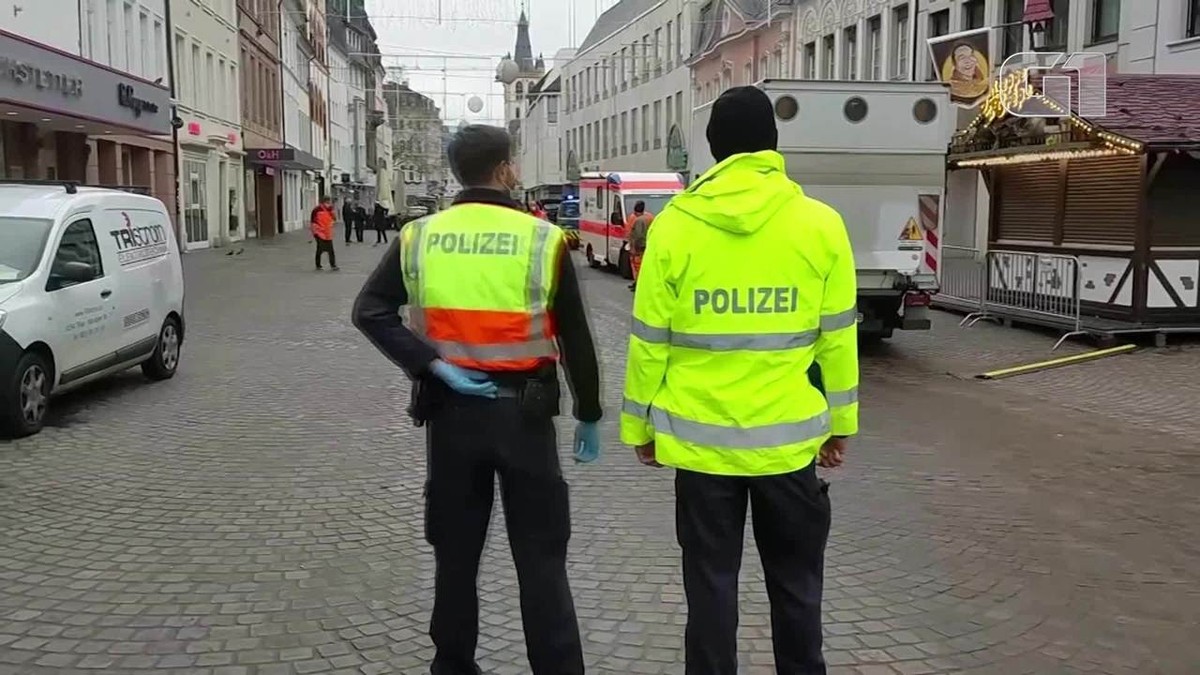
{"left": 620, "top": 86, "right": 859, "bottom": 675}
{"left": 528, "top": 199, "right": 547, "bottom": 220}
{"left": 352, "top": 124, "right": 601, "bottom": 675}
{"left": 354, "top": 203, "right": 368, "bottom": 244}
{"left": 310, "top": 196, "right": 339, "bottom": 271}
{"left": 625, "top": 200, "right": 654, "bottom": 292}
{"left": 373, "top": 202, "right": 389, "bottom": 246}
{"left": 343, "top": 198, "right": 357, "bottom": 245}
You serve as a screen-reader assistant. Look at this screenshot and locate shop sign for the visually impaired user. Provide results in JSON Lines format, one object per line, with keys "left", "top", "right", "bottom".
{"left": 253, "top": 148, "right": 287, "bottom": 162}
{"left": 0, "top": 32, "right": 170, "bottom": 134}
{"left": 0, "top": 56, "right": 83, "bottom": 97}
{"left": 116, "top": 83, "right": 160, "bottom": 117}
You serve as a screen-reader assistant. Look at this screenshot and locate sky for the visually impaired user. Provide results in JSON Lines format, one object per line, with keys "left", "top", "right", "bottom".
{"left": 362, "top": 0, "right": 619, "bottom": 126}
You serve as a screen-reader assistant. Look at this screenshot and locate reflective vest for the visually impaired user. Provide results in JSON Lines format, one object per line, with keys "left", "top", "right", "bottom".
{"left": 400, "top": 203, "right": 565, "bottom": 371}
{"left": 620, "top": 150, "right": 860, "bottom": 477}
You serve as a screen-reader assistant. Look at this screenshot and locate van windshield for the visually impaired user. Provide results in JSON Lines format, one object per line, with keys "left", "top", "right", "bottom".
{"left": 624, "top": 194, "right": 676, "bottom": 219}
{"left": 559, "top": 201, "right": 580, "bottom": 218}
{"left": 0, "top": 217, "right": 53, "bottom": 283}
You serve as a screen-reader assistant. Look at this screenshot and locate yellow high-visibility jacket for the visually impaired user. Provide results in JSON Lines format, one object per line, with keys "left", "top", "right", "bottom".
{"left": 620, "top": 150, "right": 859, "bottom": 477}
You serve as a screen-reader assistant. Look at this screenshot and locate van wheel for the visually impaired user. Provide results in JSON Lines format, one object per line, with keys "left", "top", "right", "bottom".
{"left": 618, "top": 249, "right": 633, "bottom": 280}
{"left": 586, "top": 244, "right": 600, "bottom": 268}
{"left": 142, "top": 317, "right": 182, "bottom": 381}
{"left": 1, "top": 352, "right": 51, "bottom": 438}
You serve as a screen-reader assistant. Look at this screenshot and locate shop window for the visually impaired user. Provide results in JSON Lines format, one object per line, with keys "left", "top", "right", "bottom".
{"left": 1191, "top": 0, "right": 1200, "bottom": 38}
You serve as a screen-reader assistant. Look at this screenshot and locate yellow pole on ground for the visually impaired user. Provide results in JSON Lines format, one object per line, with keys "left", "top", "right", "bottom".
{"left": 976, "top": 344, "right": 1138, "bottom": 380}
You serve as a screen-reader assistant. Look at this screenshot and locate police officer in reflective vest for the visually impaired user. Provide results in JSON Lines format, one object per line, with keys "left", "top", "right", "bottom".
{"left": 621, "top": 86, "right": 859, "bottom": 675}
{"left": 353, "top": 124, "right": 602, "bottom": 675}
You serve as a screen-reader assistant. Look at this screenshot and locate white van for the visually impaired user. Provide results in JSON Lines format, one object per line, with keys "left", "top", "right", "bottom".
{"left": 0, "top": 182, "right": 185, "bottom": 437}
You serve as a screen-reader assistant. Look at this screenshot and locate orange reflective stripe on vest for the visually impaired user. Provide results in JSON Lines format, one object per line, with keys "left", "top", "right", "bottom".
{"left": 401, "top": 204, "right": 563, "bottom": 371}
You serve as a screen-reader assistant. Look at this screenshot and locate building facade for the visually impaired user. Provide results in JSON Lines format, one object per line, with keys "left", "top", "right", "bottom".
{"left": 692, "top": 0, "right": 794, "bottom": 104}
{"left": 386, "top": 82, "right": 444, "bottom": 202}
{"left": 237, "top": 0, "right": 283, "bottom": 238}
{"left": 327, "top": 28, "right": 352, "bottom": 193}
{"left": 518, "top": 60, "right": 565, "bottom": 205}
{"left": 169, "top": 0, "right": 245, "bottom": 251}
{"left": 279, "top": 0, "right": 319, "bottom": 233}
{"left": 560, "top": 0, "right": 695, "bottom": 179}
{"left": 308, "top": 0, "right": 330, "bottom": 198}
{"left": 0, "top": 5, "right": 173, "bottom": 213}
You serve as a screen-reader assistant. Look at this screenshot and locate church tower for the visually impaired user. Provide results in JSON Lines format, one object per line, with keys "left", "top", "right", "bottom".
{"left": 500, "top": 4, "right": 546, "bottom": 127}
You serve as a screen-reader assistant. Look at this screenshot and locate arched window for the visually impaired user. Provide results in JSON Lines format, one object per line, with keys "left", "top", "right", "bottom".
{"left": 515, "top": 82, "right": 525, "bottom": 96}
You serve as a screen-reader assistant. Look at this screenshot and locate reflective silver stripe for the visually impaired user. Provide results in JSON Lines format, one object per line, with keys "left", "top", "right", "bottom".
{"left": 631, "top": 317, "right": 671, "bottom": 344}
{"left": 527, "top": 223, "right": 553, "bottom": 340}
{"left": 630, "top": 318, "right": 819, "bottom": 351}
{"left": 649, "top": 406, "right": 830, "bottom": 450}
{"left": 622, "top": 397, "right": 650, "bottom": 419}
{"left": 820, "top": 307, "right": 858, "bottom": 332}
{"left": 430, "top": 338, "right": 557, "bottom": 361}
{"left": 825, "top": 387, "right": 859, "bottom": 407}
{"left": 672, "top": 330, "right": 819, "bottom": 351}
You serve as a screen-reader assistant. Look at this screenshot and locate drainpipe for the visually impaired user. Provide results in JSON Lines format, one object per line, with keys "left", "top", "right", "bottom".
{"left": 163, "top": 0, "right": 183, "bottom": 249}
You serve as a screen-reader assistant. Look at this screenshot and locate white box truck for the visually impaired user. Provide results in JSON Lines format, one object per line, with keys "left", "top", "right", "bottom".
{"left": 691, "top": 80, "right": 956, "bottom": 340}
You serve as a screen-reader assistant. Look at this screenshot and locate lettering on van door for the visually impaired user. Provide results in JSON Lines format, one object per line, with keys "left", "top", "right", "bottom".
{"left": 108, "top": 212, "right": 169, "bottom": 266}
{"left": 123, "top": 308, "right": 151, "bottom": 330}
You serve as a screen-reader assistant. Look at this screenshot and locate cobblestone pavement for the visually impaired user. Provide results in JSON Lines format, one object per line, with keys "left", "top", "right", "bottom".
{"left": 1, "top": 232, "right": 1197, "bottom": 675}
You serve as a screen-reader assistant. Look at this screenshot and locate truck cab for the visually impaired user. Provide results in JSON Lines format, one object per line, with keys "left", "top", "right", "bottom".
{"left": 691, "top": 80, "right": 955, "bottom": 339}
{"left": 578, "top": 172, "right": 684, "bottom": 279}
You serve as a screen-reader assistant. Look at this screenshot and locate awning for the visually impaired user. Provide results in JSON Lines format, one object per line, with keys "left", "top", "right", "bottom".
{"left": 245, "top": 147, "right": 325, "bottom": 171}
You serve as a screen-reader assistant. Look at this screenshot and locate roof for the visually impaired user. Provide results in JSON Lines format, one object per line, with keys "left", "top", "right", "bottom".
{"left": 0, "top": 185, "right": 159, "bottom": 219}
{"left": 692, "top": 0, "right": 794, "bottom": 62}
{"left": 1089, "top": 75, "right": 1200, "bottom": 146}
{"left": 514, "top": 10, "right": 536, "bottom": 72}
{"left": 578, "top": 0, "right": 659, "bottom": 53}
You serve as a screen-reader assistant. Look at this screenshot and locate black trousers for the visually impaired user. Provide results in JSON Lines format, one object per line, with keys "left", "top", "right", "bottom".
{"left": 424, "top": 393, "right": 583, "bottom": 675}
{"left": 344, "top": 219, "right": 353, "bottom": 243}
{"left": 314, "top": 238, "right": 336, "bottom": 268}
{"left": 376, "top": 226, "right": 388, "bottom": 244}
{"left": 676, "top": 462, "right": 831, "bottom": 675}
{"left": 355, "top": 220, "right": 365, "bottom": 243}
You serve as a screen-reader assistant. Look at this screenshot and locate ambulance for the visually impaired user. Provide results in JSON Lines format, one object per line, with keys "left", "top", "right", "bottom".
{"left": 578, "top": 172, "right": 685, "bottom": 278}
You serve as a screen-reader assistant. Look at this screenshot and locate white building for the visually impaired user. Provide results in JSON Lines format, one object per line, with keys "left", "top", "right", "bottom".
{"left": 560, "top": 0, "right": 696, "bottom": 178}
{"left": 167, "top": 0, "right": 244, "bottom": 249}
{"left": 309, "top": 0, "right": 331, "bottom": 198}
{"left": 327, "top": 15, "right": 353, "bottom": 194}
{"left": 518, "top": 50, "right": 572, "bottom": 204}
{"left": 280, "top": 0, "right": 316, "bottom": 233}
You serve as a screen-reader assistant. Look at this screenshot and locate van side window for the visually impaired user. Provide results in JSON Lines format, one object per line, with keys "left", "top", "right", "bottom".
{"left": 47, "top": 219, "right": 104, "bottom": 291}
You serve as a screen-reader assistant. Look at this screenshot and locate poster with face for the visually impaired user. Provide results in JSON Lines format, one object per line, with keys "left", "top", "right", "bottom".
{"left": 927, "top": 28, "right": 993, "bottom": 108}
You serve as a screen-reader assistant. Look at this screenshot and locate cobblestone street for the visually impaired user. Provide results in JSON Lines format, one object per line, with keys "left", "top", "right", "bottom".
{"left": 1, "top": 232, "right": 1198, "bottom": 675}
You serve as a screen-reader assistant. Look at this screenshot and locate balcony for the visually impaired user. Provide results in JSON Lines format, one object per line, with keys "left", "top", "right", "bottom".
{"left": 654, "top": 139, "right": 662, "bottom": 150}
{"left": 621, "top": 144, "right": 628, "bottom": 155}
{"left": 643, "top": 141, "right": 649, "bottom": 152}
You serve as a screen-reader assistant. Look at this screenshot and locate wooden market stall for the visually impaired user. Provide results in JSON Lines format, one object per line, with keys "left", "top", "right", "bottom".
{"left": 947, "top": 73, "right": 1200, "bottom": 337}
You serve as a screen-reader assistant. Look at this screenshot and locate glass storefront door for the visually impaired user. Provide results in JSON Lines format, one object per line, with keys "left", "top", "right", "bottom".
{"left": 183, "top": 158, "right": 209, "bottom": 249}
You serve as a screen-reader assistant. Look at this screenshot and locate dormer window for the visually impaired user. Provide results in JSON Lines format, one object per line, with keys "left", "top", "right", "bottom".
{"left": 721, "top": 8, "right": 732, "bottom": 35}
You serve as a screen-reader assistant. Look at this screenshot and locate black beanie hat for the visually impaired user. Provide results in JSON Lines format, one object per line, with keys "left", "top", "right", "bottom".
{"left": 706, "top": 86, "right": 779, "bottom": 162}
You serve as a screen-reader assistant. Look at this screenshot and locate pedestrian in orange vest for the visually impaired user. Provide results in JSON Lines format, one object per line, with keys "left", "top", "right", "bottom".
{"left": 310, "top": 196, "right": 339, "bottom": 271}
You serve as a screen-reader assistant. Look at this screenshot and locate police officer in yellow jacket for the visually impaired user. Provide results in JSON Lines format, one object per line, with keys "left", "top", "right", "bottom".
{"left": 621, "top": 87, "right": 858, "bottom": 675}
{"left": 354, "top": 125, "right": 602, "bottom": 675}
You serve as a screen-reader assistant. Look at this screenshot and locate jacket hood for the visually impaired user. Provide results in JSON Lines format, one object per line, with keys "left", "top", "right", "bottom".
{"left": 669, "top": 151, "right": 800, "bottom": 235}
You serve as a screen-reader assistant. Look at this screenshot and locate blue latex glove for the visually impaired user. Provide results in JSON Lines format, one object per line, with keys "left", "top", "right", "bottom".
{"left": 573, "top": 421, "right": 601, "bottom": 463}
{"left": 429, "top": 360, "right": 498, "bottom": 398}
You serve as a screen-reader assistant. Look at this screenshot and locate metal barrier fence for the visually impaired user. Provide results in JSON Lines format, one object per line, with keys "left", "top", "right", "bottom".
{"left": 961, "top": 249, "right": 1085, "bottom": 350}
{"left": 938, "top": 245, "right": 985, "bottom": 311}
